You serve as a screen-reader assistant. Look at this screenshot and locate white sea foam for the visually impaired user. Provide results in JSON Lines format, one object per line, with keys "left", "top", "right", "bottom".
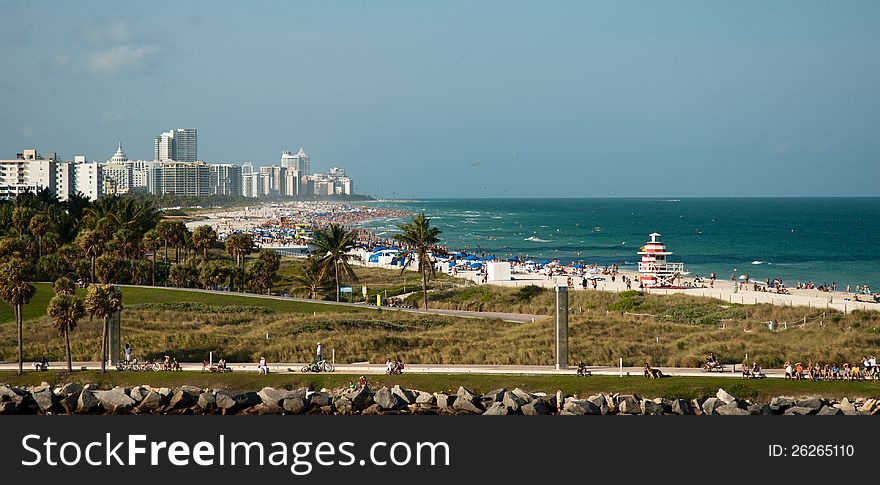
{"left": 525, "top": 236, "right": 551, "bottom": 243}
{"left": 751, "top": 260, "right": 766, "bottom": 265}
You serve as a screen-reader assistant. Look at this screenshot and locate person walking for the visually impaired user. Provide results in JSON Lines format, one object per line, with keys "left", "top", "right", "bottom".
{"left": 316, "top": 342, "right": 324, "bottom": 363}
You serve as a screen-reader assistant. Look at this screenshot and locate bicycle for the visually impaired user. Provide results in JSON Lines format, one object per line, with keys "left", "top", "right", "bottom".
{"left": 301, "top": 360, "right": 335, "bottom": 373}
{"left": 700, "top": 362, "right": 725, "bottom": 373}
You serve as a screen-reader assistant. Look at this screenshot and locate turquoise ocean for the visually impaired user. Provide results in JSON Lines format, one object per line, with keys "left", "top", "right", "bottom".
{"left": 358, "top": 198, "right": 880, "bottom": 288}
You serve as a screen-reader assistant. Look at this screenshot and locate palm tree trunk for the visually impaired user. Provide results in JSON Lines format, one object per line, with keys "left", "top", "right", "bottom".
{"left": 90, "top": 255, "right": 96, "bottom": 283}
{"left": 65, "top": 328, "right": 72, "bottom": 372}
{"left": 16, "top": 305, "right": 23, "bottom": 375}
{"left": 422, "top": 269, "right": 429, "bottom": 310}
{"left": 151, "top": 252, "right": 156, "bottom": 286}
{"left": 335, "top": 261, "right": 340, "bottom": 302}
{"left": 101, "top": 316, "right": 108, "bottom": 373}
{"left": 37, "top": 236, "right": 42, "bottom": 259}
{"left": 204, "top": 247, "right": 208, "bottom": 259}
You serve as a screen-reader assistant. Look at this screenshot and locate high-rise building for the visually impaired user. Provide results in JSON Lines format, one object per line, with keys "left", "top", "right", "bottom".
{"left": 260, "top": 165, "right": 286, "bottom": 196}
{"left": 154, "top": 128, "right": 198, "bottom": 162}
{"left": 0, "top": 149, "right": 56, "bottom": 199}
{"left": 209, "top": 164, "right": 242, "bottom": 196}
{"left": 174, "top": 128, "right": 197, "bottom": 163}
{"left": 73, "top": 158, "right": 103, "bottom": 201}
{"left": 284, "top": 169, "right": 301, "bottom": 196}
{"left": 1, "top": 149, "right": 102, "bottom": 201}
{"left": 307, "top": 166, "right": 353, "bottom": 196}
{"left": 102, "top": 144, "right": 132, "bottom": 195}
{"left": 280, "top": 148, "right": 310, "bottom": 176}
{"left": 242, "top": 172, "right": 259, "bottom": 198}
{"left": 152, "top": 161, "right": 211, "bottom": 196}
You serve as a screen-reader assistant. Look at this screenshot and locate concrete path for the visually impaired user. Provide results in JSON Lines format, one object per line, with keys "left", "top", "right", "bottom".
{"left": 0, "top": 361, "right": 786, "bottom": 379}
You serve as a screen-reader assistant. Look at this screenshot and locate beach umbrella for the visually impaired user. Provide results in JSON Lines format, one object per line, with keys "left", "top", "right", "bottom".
{"left": 572, "top": 264, "right": 585, "bottom": 269}
{"left": 540, "top": 259, "right": 552, "bottom": 265}
{"left": 507, "top": 257, "right": 520, "bottom": 262}
{"left": 524, "top": 260, "right": 536, "bottom": 264}
{"left": 485, "top": 255, "right": 497, "bottom": 261}
{"left": 469, "top": 262, "right": 483, "bottom": 268}
{"left": 465, "top": 255, "right": 479, "bottom": 261}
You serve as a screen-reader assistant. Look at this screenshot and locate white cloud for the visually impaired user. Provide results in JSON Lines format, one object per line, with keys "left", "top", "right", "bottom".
{"left": 85, "top": 20, "right": 132, "bottom": 43}
{"left": 85, "top": 45, "right": 157, "bottom": 75}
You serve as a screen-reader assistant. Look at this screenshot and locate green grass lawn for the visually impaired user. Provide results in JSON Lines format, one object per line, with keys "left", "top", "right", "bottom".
{"left": 0, "top": 283, "right": 359, "bottom": 325}
{"left": 4, "top": 371, "right": 880, "bottom": 401}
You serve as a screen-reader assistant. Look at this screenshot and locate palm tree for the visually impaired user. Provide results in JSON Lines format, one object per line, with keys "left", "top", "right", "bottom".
{"left": 155, "top": 220, "right": 174, "bottom": 277}
{"left": 142, "top": 229, "right": 161, "bottom": 286}
{"left": 11, "top": 205, "right": 34, "bottom": 238}
{"left": 225, "top": 233, "right": 254, "bottom": 291}
{"left": 170, "top": 221, "right": 190, "bottom": 265}
{"left": 313, "top": 223, "right": 359, "bottom": 302}
{"left": 393, "top": 213, "right": 442, "bottom": 310}
{"left": 84, "top": 284, "right": 123, "bottom": 373}
{"left": 53, "top": 276, "right": 76, "bottom": 296}
{"left": 199, "top": 260, "right": 232, "bottom": 290}
{"left": 48, "top": 293, "right": 85, "bottom": 372}
{"left": 257, "top": 249, "right": 281, "bottom": 294}
{"left": 112, "top": 228, "right": 140, "bottom": 259}
{"left": 0, "top": 258, "right": 37, "bottom": 374}
{"left": 290, "top": 256, "right": 327, "bottom": 299}
{"left": 29, "top": 213, "right": 54, "bottom": 259}
{"left": 192, "top": 225, "right": 218, "bottom": 259}
{"left": 76, "top": 229, "right": 103, "bottom": 283}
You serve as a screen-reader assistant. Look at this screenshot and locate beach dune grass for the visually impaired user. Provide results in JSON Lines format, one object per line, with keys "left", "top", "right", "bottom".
{"left": 2, "top": 281, "right": 880, "bottom": 369}
{"left": 0, "top": 283, "right": 358, "bottom": 325}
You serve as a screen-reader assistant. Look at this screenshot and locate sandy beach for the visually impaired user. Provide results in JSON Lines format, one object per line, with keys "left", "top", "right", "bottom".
{"left": 182, "top": 201, "right": 878, "bottom": 314}
{"left": 456, "top": 268, "right": 877, "bottom": 314}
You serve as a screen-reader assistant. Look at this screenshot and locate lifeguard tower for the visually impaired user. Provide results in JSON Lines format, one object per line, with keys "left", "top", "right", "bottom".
{"left": 637, "top": 232, "right": 684, "bottom": 287}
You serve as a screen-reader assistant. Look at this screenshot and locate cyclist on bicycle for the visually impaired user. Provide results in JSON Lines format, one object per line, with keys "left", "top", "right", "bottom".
{"left": 706, "top": 352, "right": 719, "bottom": 369}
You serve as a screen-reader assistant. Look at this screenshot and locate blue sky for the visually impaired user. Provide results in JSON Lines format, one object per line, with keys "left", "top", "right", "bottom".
{"left": 1, "top": 1, "right": 878, "bottom": 197}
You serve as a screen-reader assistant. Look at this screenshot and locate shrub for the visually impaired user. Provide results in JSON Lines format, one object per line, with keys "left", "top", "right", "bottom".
{"left": 515, "top": 285, "right": 545, "bottom": 302}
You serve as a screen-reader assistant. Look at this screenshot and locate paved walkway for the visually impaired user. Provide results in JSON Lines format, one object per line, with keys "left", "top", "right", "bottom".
{"left": 0, "top": 361, "right": 784, "bottom": 379}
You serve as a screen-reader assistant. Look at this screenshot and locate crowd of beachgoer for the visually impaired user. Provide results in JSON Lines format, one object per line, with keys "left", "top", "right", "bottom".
{"left": 783, "top": 357, "right": 880, "bottom": 381}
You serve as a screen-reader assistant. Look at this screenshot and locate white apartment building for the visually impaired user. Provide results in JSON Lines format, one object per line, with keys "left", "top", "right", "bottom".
{"left": 280, "top": 148, "right": 310, "bottom": 176}
{"left": 308, "top": 166, "right": 353, "bottom": 196}
{"left": 73, "top": 158, "right": 102, "bottom": 201}
{"left": 0, "top": 149, "right": 102, "bottom": 201}
{"left": 151, "top": 161, "right": 211, "bottom": 196}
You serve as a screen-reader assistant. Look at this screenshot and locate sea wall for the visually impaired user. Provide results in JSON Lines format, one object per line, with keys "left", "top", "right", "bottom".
{"left": 0, "top": 383, "right": 872, "bottom": 415}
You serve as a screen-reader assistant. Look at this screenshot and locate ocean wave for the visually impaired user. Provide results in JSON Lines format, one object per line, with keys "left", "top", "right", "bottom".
{"left": 751, "top": 260, "right": 766, "bottom": 265}
{"left": 525, "top": 236, "right": 551, "bottom": 243}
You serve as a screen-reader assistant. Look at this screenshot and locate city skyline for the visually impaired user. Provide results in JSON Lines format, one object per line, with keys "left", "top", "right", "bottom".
{"left": 1, "top": 1, "right": 879, "bottom": 198}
